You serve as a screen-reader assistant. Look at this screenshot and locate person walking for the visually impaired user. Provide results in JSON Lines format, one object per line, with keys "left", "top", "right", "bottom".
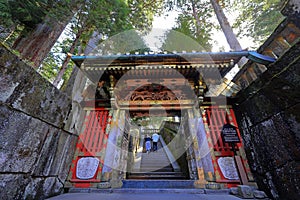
{"left": 152, "top": 132, "right": 160, "bottom": 152}
{"left": 144, "top": 135, "right": 152, "bottom": 154}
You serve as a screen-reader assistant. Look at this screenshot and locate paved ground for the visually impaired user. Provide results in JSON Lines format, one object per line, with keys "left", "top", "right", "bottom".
{"left": 47, "top": 193, "right": 243, "bottom": 200}
{"left": 46, "top": 189, "right": 246, "bottom": 200}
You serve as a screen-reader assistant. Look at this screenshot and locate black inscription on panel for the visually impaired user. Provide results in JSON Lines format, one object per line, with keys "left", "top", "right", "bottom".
{"left": 221, "top": 123, "right": 240, "bottom": 143}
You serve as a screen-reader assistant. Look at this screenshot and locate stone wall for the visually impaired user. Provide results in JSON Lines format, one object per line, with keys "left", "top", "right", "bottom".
{"left": 0, "top": 44, "right": 78, "bottom": 199}
{"left": 234, "top": 40, "right": 300, "bottom": 200}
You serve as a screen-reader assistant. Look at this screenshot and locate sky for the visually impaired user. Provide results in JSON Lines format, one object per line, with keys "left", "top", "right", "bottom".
{"left": 146, "top": 10, "right": 255, "bottom": 52}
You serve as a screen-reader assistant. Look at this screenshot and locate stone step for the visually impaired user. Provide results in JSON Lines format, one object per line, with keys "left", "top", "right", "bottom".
{"left": 141, "top": 155, "right": 168, "bottom": 158}
{"left": 141, "top": 159, "right": 169, "bottom": 162}
{"left": 138, "top": 167, "right": 174, "bottom": 172}
{"left": 129, "top": 172, "right": 185, "bottom": 176}
{"left": 133, "top": 139, "right": 182, "bottom": 179}
{"left": 141, "top": 156, "right": 169, "bottom": 159}
{"left": 137, "top": 165, "right": 172, "bottom": 168}
{"left": 141, "top": 158, "right": 170, "bottom": 163}
{"left": 141, "top": 160, "right": 168, "bottom": 163}
{"left": 122, "top": 180, "right": 196, "bottom": 189}
{"left": 68, "top": 187, "right": 207, "bottom": 194}
{"left": 140, "top": 166, "right": 172, "bottom": 170}
{"left": 141, "top": 155, "right": 169, "bottom": 159}
{"left": 142, "top": 159, "right": 166, "bottom": 162}
{"left": 140, "top": 165, "right": 173, "bottom": 169}
{"left": 140, "top": 165, "right": 171, "bottom": 169}
{"left": 127, "top": 172, "right": 187, "bottom": 180}
{"left": 127, "top": 174, "right": 186, "bottom": 180}
{"left": 140, "top": 162, "right": 171, "bottom": 166}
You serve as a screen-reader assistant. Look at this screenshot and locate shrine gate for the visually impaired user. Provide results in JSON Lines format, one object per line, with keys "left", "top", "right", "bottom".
{"left": 65, "top": 51, "right": 274, "bottom": 189}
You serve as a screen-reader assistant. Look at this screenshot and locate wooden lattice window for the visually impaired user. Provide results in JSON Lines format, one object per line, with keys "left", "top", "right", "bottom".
{"left": 78, "top": 110, "right": 109, "bottom": 156}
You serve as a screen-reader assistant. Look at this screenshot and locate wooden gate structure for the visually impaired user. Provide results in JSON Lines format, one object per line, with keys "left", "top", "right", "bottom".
{"left": 202, "top": 106, "right": 253, "bottom": 188}
{"left": 65, "top": 50, "right": 275, "bottom": 189}
{"left": 67, "top": 108, "right": 110, "bottom": 188}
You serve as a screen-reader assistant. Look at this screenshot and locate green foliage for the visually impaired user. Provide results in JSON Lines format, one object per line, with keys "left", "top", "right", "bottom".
{"left": 60, "top": 0, "right": 164, "bottom": 53}
{"left": 39, "top": 0, "right": 162, "bottom": 85}
{"left": 62, "top": 62, "right": 73, "bottom": 79}
{"left": 173, "top": 15, "right": 213, "bottom": 50}
{"left": 0, "top": 0, "right": 164, "bottom": 86}
{"left": 38, "top": 51, "right": 60, "bottom": 82}
{"left": 162, "top": 0, "right": 214, "bottom": 51}
{"left": 92, "top": 29, "right": 150, "bottom": 55}
{"left": 8, "top": 0, "right": 47, "bottom": 28}
{"left": 3, "top": 0, "right": 51, "bottom": 28}
{"left": 74, "top": 0, "right": 128, "bottom": 36}
{"left": 232, "top": 0, "right": 285, "bottom": 45}
{"left": 161, "top": 29, "right": 206, "bottom": 52}
{"left": 127, "top": 0, "right": 164, "bottom": 32}
{"left": 0, "top": 0, "right": 79, "bottom": 45}
{"left": 71, "top": 0, "right": 163, "bottom": 40}
{"left": 39, "top": 37, "right": 76, "bottom": 82}
{"left": 1, "top": 0, "right": 164, "bottom": 47}
{"left": 164, "top": 0, "right": 286, "bottom": 50}
{"left": 0, "top": 0, "right": 13, "bottom": 28}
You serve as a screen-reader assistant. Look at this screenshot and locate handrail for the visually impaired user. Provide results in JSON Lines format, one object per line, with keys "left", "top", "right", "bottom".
{"left": 132, "top": 135, "right": 144, "bottom": 172}
{"left": 159, "top": 136, "right": 181, "bottom": 172}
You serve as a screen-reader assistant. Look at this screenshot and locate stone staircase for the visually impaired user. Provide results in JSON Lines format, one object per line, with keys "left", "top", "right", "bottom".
{"left": 127, "top": 140, "right": 186, "bottom": 180}
{"left": 122, "top": 180, "right": 196, "bottom": 189}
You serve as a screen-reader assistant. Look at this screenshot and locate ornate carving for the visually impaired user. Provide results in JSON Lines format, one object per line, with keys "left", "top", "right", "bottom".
{"left": 130, "top": 90, "right": 178, "bottom": 101}
{"left": 126, "top": 84, "right": 180, "bottom": 101}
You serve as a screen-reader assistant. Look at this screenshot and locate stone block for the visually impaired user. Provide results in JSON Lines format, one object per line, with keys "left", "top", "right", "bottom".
{"left": 32, "top": 129, "right": 77, "bottom": 181}
{"left": 230, "top": 187, "right": 238, "bottom": 195}
{"left": 0, "top": 44, "right": 72, "bottom": 128}
{"left": 205, "top": 182, "right": 221, "bottom": 189}
{"left": 0, "top": 175, "right": 63, "bottom": 200}
{"left": 282, "top": 105, "right": 300, "bottom": 161}
{"left": 0, "top": 106, "right": 47, "bottom": 173}
{"left": 56, "top": 134, "right": 78, "bottom": 181}
{"left": 109, "top": 179, "right": 123, "bottom": 188}
{"left": 270, "top": 161, "right": 300, "bottom": 199}
{"left": 244, "top": 94, "right": 279, "bottom": 125}
{"left": 0, "top": 174, "right": 30, "bottom": 199}
{"left": 192, "top": 180, "right": 205, "bottom": 189}
{"left": 261, "top": 73, "right": 299, "bottom": 112}
{"left": 0, "top": 45, "right": 77, "bottom": 199}
{"left": 253, "top": 190, "right": 267, "bottom": 199}
{"left": 63, "top": 101, "right": 85, "bottom": 135}
{"left": 23, "top": 177, "right": 63, "bottom": 199}
{"left": 97, "top": 182, "right": 111, "bottom": 189}
{"left": 237, "top": 185, "right": 254, "bottom": 199}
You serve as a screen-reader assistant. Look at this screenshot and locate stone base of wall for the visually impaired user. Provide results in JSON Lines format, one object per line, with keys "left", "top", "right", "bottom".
{"left": 234, "top": 40, "right": 300, "bottom": 200}
{"left": 0, "top": 44, "right": 78, "bottom": 199}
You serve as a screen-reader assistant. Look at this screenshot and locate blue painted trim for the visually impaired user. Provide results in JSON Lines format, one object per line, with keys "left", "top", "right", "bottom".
{"left": 71, "top": 51, "right": 277, "bottom": 67}
{"left": 248, "top": 51, "right": 276, "bottom": 65}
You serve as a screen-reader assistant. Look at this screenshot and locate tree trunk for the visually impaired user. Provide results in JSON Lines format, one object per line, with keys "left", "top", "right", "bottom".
{"left": 210, "top": 0, "right": 247, "bottom": 66}
{"left": 53, "top": 31, "right": 81, "bottom": 87}
{"left": 12, "top": 16, "right": 72, "bottom": 68}
{"left": 210, "top": 0, "right": 248, "bottom": 96}
{"left": 63, "top": 31, "right": 103, "bottom": 95}
{"left": 191, "top": 0, "right": 202, "bottom": 36}
{"left": 210, "top": 0, "right": 242, "bottom": 50}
